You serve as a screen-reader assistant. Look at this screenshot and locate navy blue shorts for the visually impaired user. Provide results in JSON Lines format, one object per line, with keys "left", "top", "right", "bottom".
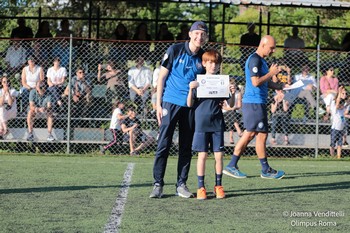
{"left": 192, "top": 131, "right": 224, "bottom": 152}
{"left": 330, "top": 129, "right": 343, "bottom": 147}
{"left": 242, "top": 103, "right": 268, "bottom": 132}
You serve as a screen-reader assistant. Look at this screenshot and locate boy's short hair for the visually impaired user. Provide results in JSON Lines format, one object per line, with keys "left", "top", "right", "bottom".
{"left": 127, "top": 106, "right": 136, "bottom": 112}
{"left": 202, "top": 49, "right": 222, "bottom": 64}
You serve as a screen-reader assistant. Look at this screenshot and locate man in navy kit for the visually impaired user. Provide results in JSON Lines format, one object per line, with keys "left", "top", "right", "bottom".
{"left": 223, "top": 35, "right": 286, "bottom": 179}
{"left": 149, "top": 21, "right": 208, "bottom": 198}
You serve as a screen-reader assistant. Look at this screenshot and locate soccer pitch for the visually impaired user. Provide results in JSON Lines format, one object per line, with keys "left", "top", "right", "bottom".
{"left": 0, "top": 154, "right": 349, "bottom": 233}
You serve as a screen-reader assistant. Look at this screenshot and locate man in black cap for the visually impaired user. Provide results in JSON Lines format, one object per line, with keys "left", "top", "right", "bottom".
{"left": 150, "top": 21, "right": 208, "bottom": 198}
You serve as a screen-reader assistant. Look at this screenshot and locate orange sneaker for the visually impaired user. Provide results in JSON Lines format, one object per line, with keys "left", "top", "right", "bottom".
{"left": 214, "top": 186, "right": 225, "bottom": 199}
{"left": 197, "top": 187, "right": 207, "bottom": 200}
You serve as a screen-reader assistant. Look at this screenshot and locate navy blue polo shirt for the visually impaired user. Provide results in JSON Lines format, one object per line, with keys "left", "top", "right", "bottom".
{"left": 243, "top": 53, "right": 269, "bottom": 104}
{"left": 192, "top": 89, "right": 226, "bottom": 133}
{"left": 162, "top": 41, "right": 205, "bottom": 107}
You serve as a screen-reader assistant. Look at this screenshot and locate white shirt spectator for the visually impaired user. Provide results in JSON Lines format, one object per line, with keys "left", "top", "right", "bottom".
{"left": 46, "top": 66, "right": 67, "bottom": 86}
{"left": 294, "top": 73, "right": 316, "bottom": 90}
{"left": 23, "top": 65, "right": 42, "bottom": 88}
{"left": 0, "top": 88, "right": 19, "bottom": 122}
{"left": 330, "top": 100, "right": 345, "bottom": 131}
{"left": 128, "top": 66, "right": 152, "bottom": 89}
{"left": 5, "top": 45, "right": 27, "bottom": 69}
{"left": 110, "top": 107, "right": 122, "bottom": 130}
{"left": 152, "top": 66, "right": 160, "bottom": 89}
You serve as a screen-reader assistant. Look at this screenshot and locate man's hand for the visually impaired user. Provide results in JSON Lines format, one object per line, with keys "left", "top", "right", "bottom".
{"left": 270, "top": 63, "right": 281, "bottom": 77}
{"left": 156, "top": 105, "right": 163, "bottom": 126}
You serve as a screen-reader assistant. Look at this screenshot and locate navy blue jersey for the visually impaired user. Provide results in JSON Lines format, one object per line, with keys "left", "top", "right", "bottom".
{"left": 192, "top": 89, "right": 226, "bottom": 133}
{"left": 162, "top": 42, "right": 205, "bottom": 107}
{"left": 243, "top": 53, "right": 269, "bottom": 104}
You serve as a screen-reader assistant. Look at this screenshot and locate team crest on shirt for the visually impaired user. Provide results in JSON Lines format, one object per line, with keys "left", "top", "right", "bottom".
{"left": 196, "top": 62, "right": 202, "bottom": 69}
{"left": 162, "top": 108, "right": 168, "bottom": 117}
{"left": 258, "top": 122, "right": 264, "bottom": 129}
{"left": 253, "top": 67, "right": 258, "bottom": 73}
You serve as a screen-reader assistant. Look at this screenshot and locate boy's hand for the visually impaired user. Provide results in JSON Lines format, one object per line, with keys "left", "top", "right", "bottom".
{"left": 229, "top": 84, "right": 236, "bottom": 94}
{"left": 189, "top": 81, "right": 199, "bottom": 89}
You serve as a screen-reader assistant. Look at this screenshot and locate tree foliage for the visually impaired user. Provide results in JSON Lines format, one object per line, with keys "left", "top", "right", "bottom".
{"left": 0, "top": 1, "right": 350, "bottom": 49}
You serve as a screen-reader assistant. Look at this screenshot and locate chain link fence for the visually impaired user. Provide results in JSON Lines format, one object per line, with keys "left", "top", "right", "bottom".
{"left": 0, "top": 37, "right": 349, "bottom": 157}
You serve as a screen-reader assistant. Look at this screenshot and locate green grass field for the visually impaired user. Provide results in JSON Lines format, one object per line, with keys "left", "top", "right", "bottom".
{"left": 1, "top": 154, "right": 350, "bottom": 233}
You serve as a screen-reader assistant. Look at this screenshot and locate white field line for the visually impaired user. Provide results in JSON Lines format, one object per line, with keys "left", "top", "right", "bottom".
{"left": 103, "top": 163, "right": 135, "bottom": 233}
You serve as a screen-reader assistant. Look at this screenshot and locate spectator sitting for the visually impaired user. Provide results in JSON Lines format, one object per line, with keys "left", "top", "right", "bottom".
{"left": 222, "top": 79, "right": 243, "bottom": 144}
{"left": 291, "top": 65, "right": 317, "bottom": 121}
{"left": 320, "top": 66, "right": 339, "bottom": 121}
{"left": 112, "top": 23, "right": 129, "bottom": 40}
{"left": 132, "top": 22, "right": 152, "bottom": 60}
{"left": 35, "top": 20, "right": 53, "bottom": 39}
{"left": 53, "top": 19, "right": 74, "bottom": 67}
{"left": 21, "top": 56, "right": 44, "bottom": 113}
{"left": 121, "top": 106, "right": 154, "bottom": 156}
{"left": 26, "top": 82, "right": 55, "bottom": 141}
{"left": 34, "top": 20, "right": 53, "bottom": 68}
{"left": 283, "top": 26, "right": 307, "bottom": 67}
{"left": 154, "top": 23, "right": 174, "bottom": 62}
{"left": 0, "top": 76, "right": 19, "bottom": 139}
{"left": 128, "top": 57, "right": 152, "bottom": 114}
{"left": 270, "top": 90, "right": 290, "bottom": 145}
{"left": 46, "top": 57, "right": 67, "bottom": 111}
{"left": 100, "top": 100, "right": 129, "bottom": 155}
{"left": 56, "top": 19, "right": 74, "bottom": 38}
{"left": 63, "top": 67, "right": 91, "bottom": 117}
{"left": 11, "top": 18, "right": 33, "bottom": 39}
{"left": 110, "top": 23, "right": 129, "bottom": 67}
{"left": 176, "top": 23, "right": 190, "bottom": 41}
{"left": 97, "top": 61, "right": 126, "bottom": 103}
{"left": 5, "top": 36, "right": 27, "bottom": 76}
{"left": 341, "top": 32, "right": 350, "bottom": 52}
{"left": 239, "top": 22, "right": 260, "bottom": 71}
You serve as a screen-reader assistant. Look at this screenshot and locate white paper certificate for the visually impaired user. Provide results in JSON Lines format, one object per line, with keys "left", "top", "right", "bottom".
{"left": 196, "top": 75, "right": 230, "bottom": 98}
{"left": 283, "top": 80, "right": 304, "bottom": 90}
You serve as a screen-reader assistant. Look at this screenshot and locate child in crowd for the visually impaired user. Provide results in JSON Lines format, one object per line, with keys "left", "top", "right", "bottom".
{"left": 100, "top": 101, "right": 129, "bottom": 155}
{"left": 270, "top": 90, "right": 290, "bottom": 145}
{"left": 0, "top": 76, "right": 18, "bottom": 139}
{"left": 121, "top": 107, "right": 154, "bottom": 156}
{"left": 222, "top": 78, "right": 243, "bottom": 144}
{"left": 330, "top": 86, "right": 347, "bottom": 159}
{"left": 187, "top": 49, "right": 226, "bottom": 200}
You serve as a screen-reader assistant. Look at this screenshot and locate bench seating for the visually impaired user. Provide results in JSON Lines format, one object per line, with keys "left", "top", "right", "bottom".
{"left": 0, "top": 127, "right": 339, "bottom": 150}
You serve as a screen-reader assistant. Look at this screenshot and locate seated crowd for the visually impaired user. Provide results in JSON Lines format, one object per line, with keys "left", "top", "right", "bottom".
{"left": 0, "top": 22, "right": 348, "bottom": 157}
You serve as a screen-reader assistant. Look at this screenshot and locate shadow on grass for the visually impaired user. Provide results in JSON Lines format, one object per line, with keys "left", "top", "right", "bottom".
{"left": 225, "top": 181, "right": 350, "bottom": 198}
{"left": 285, "top": 170, "right": 350, "bottom": 178}
{"left": 0, "top": 185, "right": 119, "bottom": 194}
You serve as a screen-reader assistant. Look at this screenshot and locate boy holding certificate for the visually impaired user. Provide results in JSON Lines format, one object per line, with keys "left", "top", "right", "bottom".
{"left": 187, "top": 49, "right": 228, "bottom": 200}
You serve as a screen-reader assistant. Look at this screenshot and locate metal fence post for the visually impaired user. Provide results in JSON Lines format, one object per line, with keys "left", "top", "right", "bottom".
{"left": 66, "top": 35, "right": 73, "bottom": 154}
{"left": 315, "top": 44, "right": 321, "bottom": 158}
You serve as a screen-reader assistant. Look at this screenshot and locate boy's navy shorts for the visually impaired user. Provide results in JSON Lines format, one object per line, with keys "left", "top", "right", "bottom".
{"left": 192, "top": 131, "right": 224, "bottom": 153}
{"left": 330, "top": 128, "right": 343, "bottom": 147}
{"left": 242, "top": 103, "right": 268, "bottom": 132}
